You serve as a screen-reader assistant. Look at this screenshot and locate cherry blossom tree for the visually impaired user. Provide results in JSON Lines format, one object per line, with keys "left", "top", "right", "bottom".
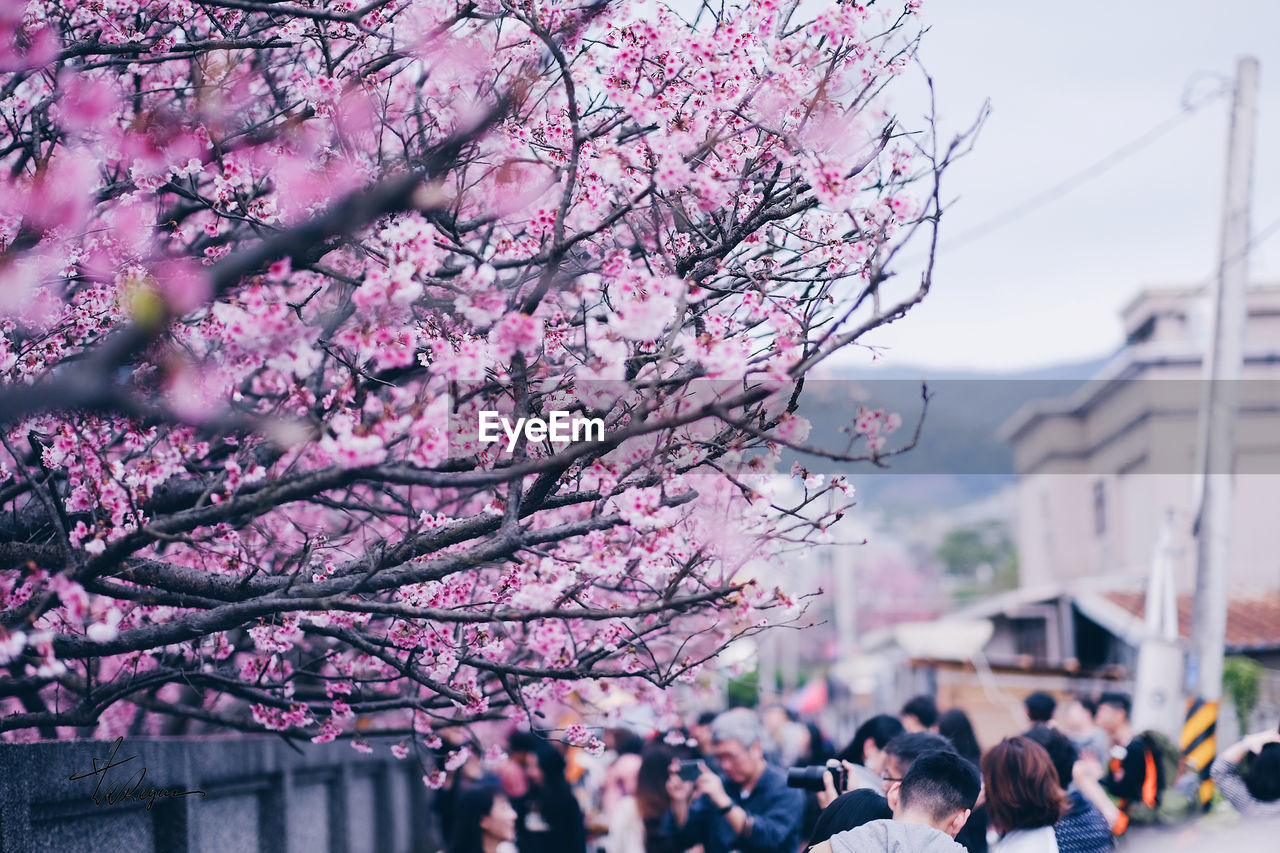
{"left": 0, "top": 0, "right": 972, "bottom": 763}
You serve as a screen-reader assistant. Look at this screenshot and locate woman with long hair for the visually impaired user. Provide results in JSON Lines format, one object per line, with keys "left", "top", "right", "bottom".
{"left": 603, "top": 741, "right": 682, "bottom": 853}
{"left": 981, "top": 737, "right": 1070, "bottom": 853}
{"left": 433, "top": 738, "right": 499, "bottom": 845}
{"left": 938, "top": 709, "right": 988, "bottom": 853}
{"left": 509, "top": 733, "right": 588, "bottom": 853}
{"left": 803, "top": 720, "right": 835, "bottom": 767}
{"left": 938, "top": 709, "right": 982, "bottom": 768}
{"left": 446, "top": 784, "right": 519, "bottom": 853}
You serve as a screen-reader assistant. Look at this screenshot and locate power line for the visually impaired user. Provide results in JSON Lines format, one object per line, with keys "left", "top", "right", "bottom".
{"left": 938, "top": 82, "right": 1231, "bottom": 254}
{"left": 1190, "top": 212, "right": 1280, "bottom": 291}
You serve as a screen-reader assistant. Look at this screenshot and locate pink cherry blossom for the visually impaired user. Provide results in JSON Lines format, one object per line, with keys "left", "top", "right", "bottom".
{"left": 0, "top": 0, "right": 949, "bottom": 752}
{"left": 489, "top": 312, "right": 544, "bottom": 359}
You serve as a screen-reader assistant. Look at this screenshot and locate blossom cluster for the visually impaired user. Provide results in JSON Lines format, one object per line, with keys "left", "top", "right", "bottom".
{"left": 0, "top": 0, "right": 935, "bottom": 758}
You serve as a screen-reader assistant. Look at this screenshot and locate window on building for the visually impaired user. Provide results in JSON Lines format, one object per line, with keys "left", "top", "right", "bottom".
{"left": 1010, "top": 616, "right": 1048, "bottom": 663}
{"left": 1126, "top": 315, "right": 1156, "bottom": 346}
{"left": 1073, "top": 608, "right": 1118, "bottom": 669}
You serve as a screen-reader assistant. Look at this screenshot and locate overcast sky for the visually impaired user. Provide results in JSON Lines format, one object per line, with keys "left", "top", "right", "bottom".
{"left": 849, "top": 1, "right": 1280, "bottom": 372}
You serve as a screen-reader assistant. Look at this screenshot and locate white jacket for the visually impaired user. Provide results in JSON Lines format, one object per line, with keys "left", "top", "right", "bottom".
{"left": 602, "top": 795, "right": 645, "bottom": 853}
{"left": 828, "top": 819, "right": 967, "bottom": 853}
{"left": 993, "top": 825, "right": 1059, "bottom": 853}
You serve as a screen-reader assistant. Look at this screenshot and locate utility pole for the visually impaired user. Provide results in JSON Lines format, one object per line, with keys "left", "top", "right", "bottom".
{"left": 1181, "top": 56, "right": 1258, "bottom": 803}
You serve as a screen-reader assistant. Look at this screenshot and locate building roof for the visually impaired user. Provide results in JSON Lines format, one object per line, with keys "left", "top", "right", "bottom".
{"left": 1102, "top": 590, "right": 1280, "bottom": 653}
{"left": 946, "top": 580, "right": 1280, "bottom": 656}
{"left": 999, "top": 283, "right": 1280, "bottom": 447}
{"left": 860, "top": 618, "right": 995, "bottom": 663}
{"left": 1120, "top": 282, "right": 1280, "bottom": 336}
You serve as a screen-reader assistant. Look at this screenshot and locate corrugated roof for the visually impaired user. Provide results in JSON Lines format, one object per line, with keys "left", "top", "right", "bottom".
{"left": 1103, "top": 590, "right": 1280, "bottom": 652}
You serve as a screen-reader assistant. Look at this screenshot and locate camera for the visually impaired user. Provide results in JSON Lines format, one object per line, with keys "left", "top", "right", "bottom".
{"left": 786, "top": 764, "right": 846, "bottom": 792}
{"left": 677, "top": 760, "right": 703, "bottom": 782}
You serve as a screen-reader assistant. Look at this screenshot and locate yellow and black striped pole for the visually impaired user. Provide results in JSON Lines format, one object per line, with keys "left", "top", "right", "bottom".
{"left": 1180, "top": 696, "right": 1217, "bottom": 809}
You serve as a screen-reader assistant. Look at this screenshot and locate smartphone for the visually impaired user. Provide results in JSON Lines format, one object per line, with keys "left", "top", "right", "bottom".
{"left": 677, "top": 760, "right": 702, "bottom": 782}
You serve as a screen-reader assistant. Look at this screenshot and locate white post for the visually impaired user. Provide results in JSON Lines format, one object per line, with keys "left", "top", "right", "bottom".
{"left": 1133, "top": 509, "right": 1183, "bottom": 737}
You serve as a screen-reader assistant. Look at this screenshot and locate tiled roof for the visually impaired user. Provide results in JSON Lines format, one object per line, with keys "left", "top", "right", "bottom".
{"left": 1103, "top": 590, "right": 1280, "bottom": 651}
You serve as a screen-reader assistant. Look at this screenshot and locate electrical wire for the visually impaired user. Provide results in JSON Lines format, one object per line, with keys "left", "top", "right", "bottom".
{"left": 937, "top": 80, "right": 1232, "bottom": 255}
{"left": 1189, "top": 212, "right": 1280, "bottom": 292}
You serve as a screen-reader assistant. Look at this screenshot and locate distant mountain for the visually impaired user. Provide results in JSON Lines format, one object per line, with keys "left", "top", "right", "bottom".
{"left": 823, "top": 355, "right": 1114, "bottom": 382}
{"left": 786, "top": 355, "right": 1113, "bottom": 512}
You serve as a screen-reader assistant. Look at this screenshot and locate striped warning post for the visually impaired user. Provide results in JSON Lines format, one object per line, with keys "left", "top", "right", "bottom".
{"left": 1180, "top": 696, "right": 1217, "bottom": 808}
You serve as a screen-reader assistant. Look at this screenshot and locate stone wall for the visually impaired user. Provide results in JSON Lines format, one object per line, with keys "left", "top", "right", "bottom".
{"left": 0, "top": 736, "right": 437, "bottom": 853}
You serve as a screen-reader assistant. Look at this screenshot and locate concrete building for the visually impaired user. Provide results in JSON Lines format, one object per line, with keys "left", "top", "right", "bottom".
{"left": 1001, "top": 284, "right": 1280, "bottom": 593}
{"left": 868, "top": 285, "right": 1280, "bottom": 745}
{"left": 748, "top": 286, "right": 1280, "bottom": 743}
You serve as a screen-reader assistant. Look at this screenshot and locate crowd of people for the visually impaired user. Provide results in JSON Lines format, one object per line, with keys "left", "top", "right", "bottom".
{"left": 433, "top": 690, "right": 1280, "bottom": 853}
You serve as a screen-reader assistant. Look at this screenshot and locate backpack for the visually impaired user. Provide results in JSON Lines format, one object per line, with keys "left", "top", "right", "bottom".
{"left": 1141, "top": 730, "right": 1177, "bottom": 794}
{"left": 1125, "top": 731, "right": 1194, "bottom": 825}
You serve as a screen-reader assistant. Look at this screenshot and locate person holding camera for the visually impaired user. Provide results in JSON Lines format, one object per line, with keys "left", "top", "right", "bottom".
{"left": 663, "top": 708, "right": 805, "bottom": 853}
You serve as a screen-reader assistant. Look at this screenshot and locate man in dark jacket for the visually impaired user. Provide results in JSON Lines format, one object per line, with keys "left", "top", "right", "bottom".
{"left": 664, "top": 708, "right": 805, "bottom": 853}
{"left": 1094, "top": 693, "right": 1163, "bottom": 834}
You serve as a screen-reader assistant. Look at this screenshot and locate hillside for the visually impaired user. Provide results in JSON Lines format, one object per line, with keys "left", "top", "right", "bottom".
{"left": 788, "top": 355, "right": 1112, "bottom": 512}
